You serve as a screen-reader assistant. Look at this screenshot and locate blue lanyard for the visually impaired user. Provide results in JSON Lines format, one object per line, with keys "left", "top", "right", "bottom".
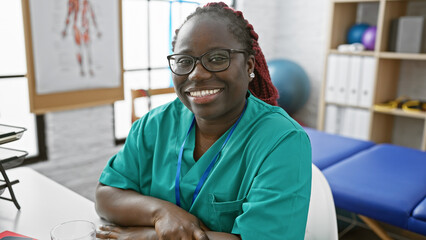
{"left": 175, "top": 101, "right": 247, "bottom": 208}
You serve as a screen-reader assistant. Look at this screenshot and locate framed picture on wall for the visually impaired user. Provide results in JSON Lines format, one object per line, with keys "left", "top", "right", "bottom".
{"left": 21, "top": 0, "right": 124, "bottom": 114}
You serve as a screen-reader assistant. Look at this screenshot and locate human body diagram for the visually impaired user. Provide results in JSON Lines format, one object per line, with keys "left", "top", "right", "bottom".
{"left": 62, "top": 0, "right": 102, "bottom": 77}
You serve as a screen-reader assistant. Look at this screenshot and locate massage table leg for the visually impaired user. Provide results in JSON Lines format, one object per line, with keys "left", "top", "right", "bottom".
{"left": 358, "top": 215, "right": 393, "bottom": 240}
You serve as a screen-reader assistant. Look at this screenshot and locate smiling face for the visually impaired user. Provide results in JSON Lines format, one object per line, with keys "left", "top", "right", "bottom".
{"left": 172, "top": 14, "right": 255, "bottom": 123}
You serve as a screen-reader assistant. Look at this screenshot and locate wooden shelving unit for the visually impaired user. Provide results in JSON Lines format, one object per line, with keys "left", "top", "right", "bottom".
{"left": 318, "top": 0, "right": 426, "bottom": 151}
{"left": 373, "top": 106, "right": 426, "bottom": 120}
{"left": 378, "top": 52, "right": 426, "bottom": 60}
{"left": 329, "top": 49, "right": 376, "bottom": 56}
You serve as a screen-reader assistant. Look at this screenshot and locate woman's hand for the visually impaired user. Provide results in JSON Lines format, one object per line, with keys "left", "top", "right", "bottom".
{"left": 153, "top": 203, "right": 209, "bottom": 240}
{"left": 97, "top": 225, "right": 157, "bottom": 240}
{"left": 97, "top": 216, "right": 208, "bottom": 240}
{"left": 96, "top": 184, "right": 209, "bottom": 239}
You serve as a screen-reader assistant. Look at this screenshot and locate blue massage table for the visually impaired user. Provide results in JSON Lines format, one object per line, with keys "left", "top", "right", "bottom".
{"left": 304, "top": 127, "right": 426, "bottom": 239}
{"left": 304, "top": 127, "right": 375, "bottom": 170}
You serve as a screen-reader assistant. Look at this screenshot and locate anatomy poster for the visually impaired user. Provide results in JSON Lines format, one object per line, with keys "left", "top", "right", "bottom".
{"left": 29, "top": 0, "right": 121, "bottom": 94}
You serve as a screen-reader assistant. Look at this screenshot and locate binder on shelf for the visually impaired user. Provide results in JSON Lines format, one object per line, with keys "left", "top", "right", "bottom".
{"left": 325, "top": 54, "right": 339, "bottom": 103}
{"left": 358, "top": 57, "right": 376, "bottom": 108}
{"left": 352, "top": 109, "right": 362, "bottom": 139}
{"left": 358, "top": 109, "right": 371, "bottom": 141}
{"left": 347, "top": 56, "right": 363, "bottom": 106}
{"left": 335, "top": 55, "right": 350, "bottom": 104}
{"left": 388, "top": 18, "right": 399, "bottom": 52}
{"left": 340, "top": 108, "right": 356, "bottom": 138}
{"left": 324, "top": 105, "right": 340, "bottom": 135}
{"left": 350, "top": 109, "right": 370, "bottom": 140}
{"left": 395, "top": 16, "right": 424, "bottom": 53}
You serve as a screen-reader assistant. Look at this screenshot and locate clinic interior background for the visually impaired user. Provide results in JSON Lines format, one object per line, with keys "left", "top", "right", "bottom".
{"left": 0, "top": 0, "right": 425, "bottom": 163}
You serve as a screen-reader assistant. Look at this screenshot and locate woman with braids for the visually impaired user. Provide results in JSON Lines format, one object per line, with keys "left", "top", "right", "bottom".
{"left": 95, "top": 2, "right": 311, "bottom": 239}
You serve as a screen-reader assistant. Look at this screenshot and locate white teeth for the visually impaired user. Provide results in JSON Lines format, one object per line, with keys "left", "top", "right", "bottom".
{"left": 189, "top": 89, "right": 220, "bottom": 97}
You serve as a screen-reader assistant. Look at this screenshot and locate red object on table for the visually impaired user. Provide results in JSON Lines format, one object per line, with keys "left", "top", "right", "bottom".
{"left": 0, "top": 231, "right": 36, "bottom": 240}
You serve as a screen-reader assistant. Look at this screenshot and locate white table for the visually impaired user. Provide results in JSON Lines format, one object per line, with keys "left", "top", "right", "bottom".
{"left": 0, "top": 167, "right": 105, "bottom": 239}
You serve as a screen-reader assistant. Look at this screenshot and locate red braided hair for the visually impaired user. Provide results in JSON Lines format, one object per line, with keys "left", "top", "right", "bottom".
{"left": 204, "top": 2, "right": 279, "bottom": 106}
{"left": 172, "top": 2, "right": 279, "bottom": 106}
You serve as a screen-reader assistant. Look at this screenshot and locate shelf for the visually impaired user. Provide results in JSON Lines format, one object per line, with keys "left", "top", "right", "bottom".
{"left": 373, "top": 105, "right": 426, "bottom": 119}
{"left": 329, "top": 49, "right": 376, "bottom": 56}
{"left": 326, "top": 102, "right": 372, "bottom": 110}
{"left": 385, "top": 0, "right": 423, "bottom": 2}
{"left": 0, "top": 124, "right": 26, "bottom": 145}
{"left": 378, "top": 52, "right": 426, "bottom": 60}
{"left": 333, "top": 0, "right": 380, "bottom": 2}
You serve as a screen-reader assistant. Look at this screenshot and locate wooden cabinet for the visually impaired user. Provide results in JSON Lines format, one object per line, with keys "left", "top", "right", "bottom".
{"left": 318, "top": 0, "right": 426, "bottom": 151}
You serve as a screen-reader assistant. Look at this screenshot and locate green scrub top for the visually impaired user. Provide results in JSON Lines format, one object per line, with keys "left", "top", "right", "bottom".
{"left": 99, "top": 93, "right": 312, "bottom": 240}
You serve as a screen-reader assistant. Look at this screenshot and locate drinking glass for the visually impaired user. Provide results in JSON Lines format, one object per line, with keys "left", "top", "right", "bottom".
{"left": 50, "top": 220, "right": 96, "bottom": 240}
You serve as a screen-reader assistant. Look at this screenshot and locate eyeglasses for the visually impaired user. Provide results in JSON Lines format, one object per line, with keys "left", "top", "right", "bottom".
{"left": 167, "top": 49, "right": 247, "bottom": 76}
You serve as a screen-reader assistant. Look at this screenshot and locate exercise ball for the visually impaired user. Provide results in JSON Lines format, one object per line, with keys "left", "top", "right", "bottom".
{"left": 362, "top": 26, "right": 377, "bottom": 50}
{"left": 347, "top": 23, "right": 369, "bottom": 44}
{"left": 268, "top": 59, "right": 310, "bottom": 114}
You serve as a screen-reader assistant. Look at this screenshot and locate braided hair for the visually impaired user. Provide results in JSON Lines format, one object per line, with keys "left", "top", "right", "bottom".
{"left": 171, "top": 2, "right": 279, "bottom": 106}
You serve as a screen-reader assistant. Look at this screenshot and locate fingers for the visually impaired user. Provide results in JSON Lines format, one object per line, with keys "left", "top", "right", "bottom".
{"left": 193, "top": 229, "right": 209, "bottom": 240}
{"left": 156, "top": 225, "right": 208, "bottom": 240}
{"left": 96, "top": 230, "right": 116, "bottom": 239}
{"left": 96, "top": 225, "right": 120, "bottom": 239}
{"left": 98, "top": 223, "right": 208, "bottom": 240}
{"left": 199, "top": 221, "right": 210, "bottom": 232}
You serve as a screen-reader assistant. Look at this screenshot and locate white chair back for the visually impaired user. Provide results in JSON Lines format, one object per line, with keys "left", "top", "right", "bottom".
{"left": 304, "top": 164, "right": 338, "bottom": 240}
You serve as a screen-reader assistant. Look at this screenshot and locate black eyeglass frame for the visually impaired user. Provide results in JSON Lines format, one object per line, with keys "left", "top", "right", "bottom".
{"left": 166, "top": 48, "right": 247, "bottom": 76}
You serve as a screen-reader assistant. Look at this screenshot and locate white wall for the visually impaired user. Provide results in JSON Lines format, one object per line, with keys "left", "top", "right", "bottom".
{"left": 237, "top": 0, "right": 330, "bottom": 127}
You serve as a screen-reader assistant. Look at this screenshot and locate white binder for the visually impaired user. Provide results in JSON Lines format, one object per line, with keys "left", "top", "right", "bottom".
{"left": 324, "top": 105, "right": 339, "bottom": 135}
{"left": 359, "top": 109, "right": 371, "bottom": 140}
{"left": 358, "top": 57, "right": 376, "bottom": 108}
{"left": 325, "top": 54, "right": 339, "bottom": 103}
{"left": 340, "top": 108, "right": 356, "bottom": 138}
{"left": 335, "top": 55, "right": 350, "bottom": 104}
{"left": 346, "top": 56, "right": 363, "bottom": 106}
{"left": 351, "top": 109, "right": 371, "bottom": 140}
